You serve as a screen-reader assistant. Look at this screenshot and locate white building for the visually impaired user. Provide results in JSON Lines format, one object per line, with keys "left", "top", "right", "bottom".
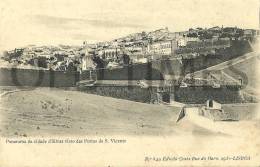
{"left": 125, "top": 46, "right": 143, "bottom": 55}
{"left": 83, "top": 41, "right": 97, "bottom": 49}
{"left": 147, "top": 40, "right": 178, "bottom": 56}
{"left": 206, "top": 100, "right": 222, "bottom": 110}
{"left": 81, "top": 47, "right": 95, "bottom": 71}
{"left": 176, "top": 37, "right": 200, "bottom": 47}
{"left": 103, "top": 48, "right": 120, "bottom": 60}
{"left": 168, "top": 31, "right": 188, "bottom": 39}
{"left": 81, "top": 55, "right": 95, "bottom": 71}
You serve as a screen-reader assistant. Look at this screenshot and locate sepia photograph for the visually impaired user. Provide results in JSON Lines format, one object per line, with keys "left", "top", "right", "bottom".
{"left": 0, "top": 0, "right": 259, "bottom": 166}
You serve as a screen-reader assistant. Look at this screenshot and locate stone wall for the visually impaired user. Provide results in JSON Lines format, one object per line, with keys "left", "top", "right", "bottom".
{"left": 80, "top": 62, "right": 165, "bottom": 81}
{"left": 78, "top": 85, "right": 244, "bottom": 104}
{"left": 173, "top": 86, "right": 243, "bottom": 104}
{"left": 0, "top": 68, "right": 79, "bottom": 87}
{"left": 78, "top": 86, "right": 157, "bottom": 103}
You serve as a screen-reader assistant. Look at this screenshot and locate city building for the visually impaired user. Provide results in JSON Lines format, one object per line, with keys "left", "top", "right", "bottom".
{"left": 176, "top": 37, "right": 200, "bottom": 47}
{"left": 102, "top": 48, "right": 120, "bottom": 60}
{"left": 81, "top": 47, "right": 95, "bottom": 71}
{"left": 147, "top": 40, "right": 178, "bottom": 56}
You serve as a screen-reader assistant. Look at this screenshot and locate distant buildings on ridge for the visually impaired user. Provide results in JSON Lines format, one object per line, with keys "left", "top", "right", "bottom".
{"left": 1, "top": 26, "right": 259, "bottom": 71}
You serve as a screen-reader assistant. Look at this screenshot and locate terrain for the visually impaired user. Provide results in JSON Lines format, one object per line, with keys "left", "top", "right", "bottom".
{"left": 0, "top": 87, "right": 259, "bottom": 138}
{"left": 186, "top": 51, "right": 260, "bottom": 101}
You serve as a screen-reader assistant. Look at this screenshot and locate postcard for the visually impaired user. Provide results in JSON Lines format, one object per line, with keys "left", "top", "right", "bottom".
{"left": 0, "top": 0, "right": 259, "bottom": 166}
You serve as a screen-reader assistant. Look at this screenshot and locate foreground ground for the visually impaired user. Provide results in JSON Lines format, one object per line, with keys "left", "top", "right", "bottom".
{"left": 0, "top": 87, "right": 182, "bottom": 136}
{"left": 0, "top": 87, "right": 259, "bottom": 138}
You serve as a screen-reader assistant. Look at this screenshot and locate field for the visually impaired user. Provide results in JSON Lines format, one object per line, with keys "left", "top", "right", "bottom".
{"left": 0, "top": 87, "right": 181, "bottom": 137}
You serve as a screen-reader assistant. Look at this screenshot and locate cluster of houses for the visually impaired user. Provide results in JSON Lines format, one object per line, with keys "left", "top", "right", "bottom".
{"left": 2, "top": 45, "right": 84, "bottom": 71}
{"left": 81, "top": 26, "right": 259, "bottom": 70}
{"left": 2, "top": 26, "right": 259, "bottom": 71}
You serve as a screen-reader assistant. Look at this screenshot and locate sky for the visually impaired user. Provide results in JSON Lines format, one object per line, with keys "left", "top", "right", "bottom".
{"left": 0, "top": 0, "right": 259, "bottom": 50}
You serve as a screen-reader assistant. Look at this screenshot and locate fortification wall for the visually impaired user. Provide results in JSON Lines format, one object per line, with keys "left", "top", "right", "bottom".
{"left": 78, "top": 86, "right": 156, "bottom": 103}
{"left": 80, "top": 62, "right": 165, "bottom": 81}
{"left": 78, "top": 85, "right": 244, "bottom": 104}
{"left": 173, "top": 86, "right": 243, "bottom": 104}
{"left": 0, "top": 68, "right": 79, "bottom": 87}
{"left": 0, "top": 41, "right": 252, "bottom": 86}
{"left": 80, "top": 40, "right": 251, "bottom": 80}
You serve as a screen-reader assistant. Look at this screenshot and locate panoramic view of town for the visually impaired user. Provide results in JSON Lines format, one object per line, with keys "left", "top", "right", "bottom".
{"left": 1, "top": 0, "right": 260, "bottom": 165}
{"left": 0, "top": 26, "right": 259, "bottom": 72}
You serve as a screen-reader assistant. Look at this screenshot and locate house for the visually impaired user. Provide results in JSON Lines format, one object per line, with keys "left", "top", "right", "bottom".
{"left": 103, "top": 48, "right": 120, "bottom": 60}
{"left": 83, "top": 41, "right": 97, "bottom": 49}
{"left": 205, "top": 100, "right": 222, "bottom": 110}
{"left": 81, "top": 47, "right": 95, "bottom": 71}
{"left": 168, "top": 31, "right": 188, "bottom": 39}
{"left": 147, "top": 40, "right": 178, "bottom": 57}
{"left": 81, "top": 55, "right": 95, "bottom": 71}
{"left": 177, "top": 37, "right": 200, "bottom": 47}
{"left": 125, "top": 46, "right": 143, "bottom": 55}
{"left": 148, "top": 27, "right": 169, "bottom": 41}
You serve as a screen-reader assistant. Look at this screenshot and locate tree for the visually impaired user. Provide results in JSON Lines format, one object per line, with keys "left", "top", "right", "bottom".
{"left": 67, "top": 62, "right": 77, "bottom": 71}
{"left": 37, "top": 57, "right": 48, "bottom": 68}
{"left": 187, "top": 33, "right": 198, "bottom": 38}
{"left": 122, "top": 54, "right": 130, "bottom": 65}
{"left": 198, "top": 31, "right": 213, "bottom": 40}
{"left": 92, "top": 56, "right": 105, "bottom": 69}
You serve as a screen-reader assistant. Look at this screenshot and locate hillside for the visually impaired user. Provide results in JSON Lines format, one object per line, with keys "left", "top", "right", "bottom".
{"left": 0, "top": 87, "right": 182, "bottom": 137}
{"left": 185, "top": 51, "right": 260, "bottom": 100}
{"left": 0, "top": 88, "right": 259, "bottom": 138}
